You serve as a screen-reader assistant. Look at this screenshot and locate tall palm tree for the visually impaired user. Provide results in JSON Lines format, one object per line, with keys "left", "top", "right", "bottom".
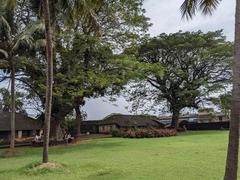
{"left": 42, "top": 0, "right": 53, "bottom": 163}
{"left": 35, "top": 0, "right": 105, "bottom": 162}
{"left": 0, "top": 1, "right": 44, "bottom": 150}
{"left": 180, "top": 1, "right": 239, "bottom": 180}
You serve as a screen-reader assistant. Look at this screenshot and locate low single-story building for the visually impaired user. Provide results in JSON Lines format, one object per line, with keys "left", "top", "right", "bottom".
{"left": 98, "top": 114, "right": 165, "bottom": 134}
{"left": 0, "top": 112, "right": 41, "bottom": 141}
{"left": 158, "top": 114, "right": 198, "bottom": 126}
{"left": 158, "top": 112, "right": 229, "bottom": 127}
{"left": 81, "top": 120, "right": 100, "bottom": 133}
{"left": 197, "top": 112, "right": 229, "bottom": 123}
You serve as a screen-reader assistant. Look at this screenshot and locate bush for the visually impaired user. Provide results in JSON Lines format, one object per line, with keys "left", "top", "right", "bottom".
{"left": 111, "top": 130, "right": 121, "bottom": 137}
{"left": 111, "top": 128, "right": 177, "bottom": 138}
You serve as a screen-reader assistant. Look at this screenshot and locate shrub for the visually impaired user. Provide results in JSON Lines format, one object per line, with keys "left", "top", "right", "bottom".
{"left": 111, "top": 128, "right": 177, "bottom": 138}
{"left": 111, "top": 130, "right": 121, "bottom": 137}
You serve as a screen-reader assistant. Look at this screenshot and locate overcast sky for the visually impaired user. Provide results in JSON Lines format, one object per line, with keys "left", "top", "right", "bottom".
{"left": 83, "top": 0, "right": 235, "bottom": 120}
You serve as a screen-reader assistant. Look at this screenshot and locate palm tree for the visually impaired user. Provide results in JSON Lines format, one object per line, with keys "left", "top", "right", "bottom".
{"left": 0, "top": 2, "right": 44, "bottom": 150}
{"left": 42, "top": 0, "right": 53, "bottom": 163}
{"left": 35, "top": 0, "right": 105, "bottom": 163}
{"left": 180, "top": 1, "right": 239, "bottom": 180}
{"left": 0, "top": 88, "right": 25, "bottom": 113}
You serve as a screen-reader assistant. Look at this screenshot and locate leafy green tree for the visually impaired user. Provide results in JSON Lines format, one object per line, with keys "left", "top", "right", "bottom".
{"left": 180, "top": 1, "right": 239, "bottom": 179}
{"left": 210, "top": 92, "right": 232, "bottom": 117}
{"left": 128, "top": 31, "right": 232, "bottom": 128}
{"left": 19, "top": 0, "right": 150, "bottom": 139}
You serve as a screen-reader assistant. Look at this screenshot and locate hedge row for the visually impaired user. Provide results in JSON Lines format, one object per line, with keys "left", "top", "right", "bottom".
{"left": 111, "top": 128, "right": 177, "bottom": 138}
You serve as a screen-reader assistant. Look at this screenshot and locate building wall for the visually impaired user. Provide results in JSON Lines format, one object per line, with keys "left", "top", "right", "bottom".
{"left": 0, "top": 130, "right": 37, "bottom": 142}
{"left": 81, "top": 125, "right": 99, "bottom": 133}
{"left": 99, "top": 124, "right": 117, "bottom": 134}
{"left": 198, "top": 114, "right": 229, "bottom": 123}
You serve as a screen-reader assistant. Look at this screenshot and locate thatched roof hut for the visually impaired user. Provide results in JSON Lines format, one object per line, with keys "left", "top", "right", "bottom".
{"left": 99, "top": 114, "right": 164, "bottom": 128}
{"left": 0, "top": 112, "right": 41, "bottom": 131}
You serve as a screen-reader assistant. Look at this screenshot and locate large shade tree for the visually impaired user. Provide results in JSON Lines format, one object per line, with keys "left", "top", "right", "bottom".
{"left": 180, "top": 0, "right": 240, "bottom": 179}
{"left": 127, "top": 30, "right": 232, "bottom": 128}
{"left": 18, "top": 0, "right": 150, "bottom": 140}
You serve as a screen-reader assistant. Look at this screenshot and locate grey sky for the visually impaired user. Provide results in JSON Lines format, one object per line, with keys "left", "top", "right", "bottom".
{"left": 84, "top": 0, "right": 235, "bottom": 120}
{"left": 144, "top": 0, "right": 235, "bottom": 40}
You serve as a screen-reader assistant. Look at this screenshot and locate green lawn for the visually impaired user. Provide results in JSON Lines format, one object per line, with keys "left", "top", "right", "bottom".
{"left": 0, "top": 131, "right": 239, "bottom": 180}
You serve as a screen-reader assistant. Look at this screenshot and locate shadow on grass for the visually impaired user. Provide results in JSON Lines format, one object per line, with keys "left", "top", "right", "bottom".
{"left": 49, "top": 140, "right": 125, "bottom": 155}
{"left": 0, "top": 148, "right": 24, "bottom": 158}
{"left": 3, "top": 140, "right": 125, "bottom": 158}
{"left": 178, "top": 130, "right": 228, "bottom": 137}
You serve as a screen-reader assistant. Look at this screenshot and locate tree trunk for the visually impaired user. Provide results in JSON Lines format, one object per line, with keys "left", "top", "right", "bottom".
{"left": 75, "top": 106, "right": 82, "bottom": 140}
{"left": 224, "top": 0, "right": 240, "bottom": 179}
{"left": 42, "top": 0, "right": 53, "bottom": 164}
{"left": 171, "top": 110, "right": 180, "bottom": 129}
{"left": 10, "top": 64, "right": 15, "bottom": 149}
{"left": 50, "top": 117, "right": 63, "bottom": 140}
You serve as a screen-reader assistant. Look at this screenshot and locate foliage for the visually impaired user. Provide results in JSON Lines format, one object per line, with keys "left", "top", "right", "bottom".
{"left": 62, "top": 111, "right": 86, "bottom": 135}
{"left": 210, "top": 92, "right": 232, "bottom": 116}
{"left": 0, "top": 0, "right": 45, "bottom": 86}
{"left": 126, "top": 30, "right": 233, "bottom": 127}
{"left": 11, "top": 0, "right": 151, "bottom": 124}
{"left": 181, "top": 0, "right": 221, "bottom": 19}
{"left": 198, "top": 107, "right": 214, "bottom": 113}
{"left": 0, "top": 88, "right": 25, "bottom": 113}
{"left": 111, "top": 128, "right": 177, "bottom": 138}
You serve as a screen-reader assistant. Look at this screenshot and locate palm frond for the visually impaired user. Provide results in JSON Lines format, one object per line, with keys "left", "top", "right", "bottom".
{"left": 180, "top": 0, "right": 198, "bottom": 19}
{"left": 199, "top": 0, "right": 221, "bottom": 15}
{"left": 0, "top": 1, "right": 6, "bottom": 16}
{"left": 35, "top": 39, "right": 46, "bottom": 49}
{"left": 0, "top": 16, "right": 12, "bottom": 40}
{"left": 0, "top": 48, "right": 9, "bottom": 58}
{"left": 5, "top": 0, "right": 16, "bottom": 10}
{"left": 26, "top": 20, "right": 45, "bottom": 35}
{"left": 59, "top": 0, "right": 104, "bottom": 33}
{"left": 0, "top": 59, "right": 10, "bottom": 69}
{"left": 12, "top": 20, "right": 44, "bottom": 51}
{"left": 12, "top": 34, "right": 34, "bottom": 51}
{"left": 180, "top": 0, "right": 221, "bottom": 19}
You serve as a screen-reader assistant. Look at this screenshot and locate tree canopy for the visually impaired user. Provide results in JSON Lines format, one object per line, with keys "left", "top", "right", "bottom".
{"left": 126, "top": 30, "right": 233, "bottom": 128}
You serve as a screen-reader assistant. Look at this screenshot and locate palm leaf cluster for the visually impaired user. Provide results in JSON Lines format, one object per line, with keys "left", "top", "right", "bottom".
{"left": 180, "top": 0, "right": 221, "bottom": 19}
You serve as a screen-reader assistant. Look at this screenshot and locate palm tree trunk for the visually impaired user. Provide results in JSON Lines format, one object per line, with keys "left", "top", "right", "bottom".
{"left": 224, "top": 0, "right": 240, "bottom": 179}
{"left": 42, "top": 0, "right": 53, "bottom": 164}
{"left": 10, "top": 63, "right": 15, "bottom": 149}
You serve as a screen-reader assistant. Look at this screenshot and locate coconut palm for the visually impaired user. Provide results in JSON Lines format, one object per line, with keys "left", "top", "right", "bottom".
{"left": 180, "top": 1, "right": 239, "bottom": 180}
{"left": 0, "top": 1, "right": 44, "bottom": 150}
{"left": 0, "top": 88, "right": 25, "bottom": 113}
{"left": 41, "top": 0, "right": 53, "bottom": 164}
{"left": 40, "top": 0, "right": 105, "bottom": 163}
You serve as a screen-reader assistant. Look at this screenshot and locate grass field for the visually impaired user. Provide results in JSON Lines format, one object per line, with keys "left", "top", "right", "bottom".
{"left": 0, "top": 131, "right": 239, "bottom": 180}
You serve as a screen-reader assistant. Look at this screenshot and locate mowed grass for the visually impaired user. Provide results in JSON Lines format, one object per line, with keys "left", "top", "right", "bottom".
{"left": 0, "top": 131, "right": 239, "bottom": 180}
